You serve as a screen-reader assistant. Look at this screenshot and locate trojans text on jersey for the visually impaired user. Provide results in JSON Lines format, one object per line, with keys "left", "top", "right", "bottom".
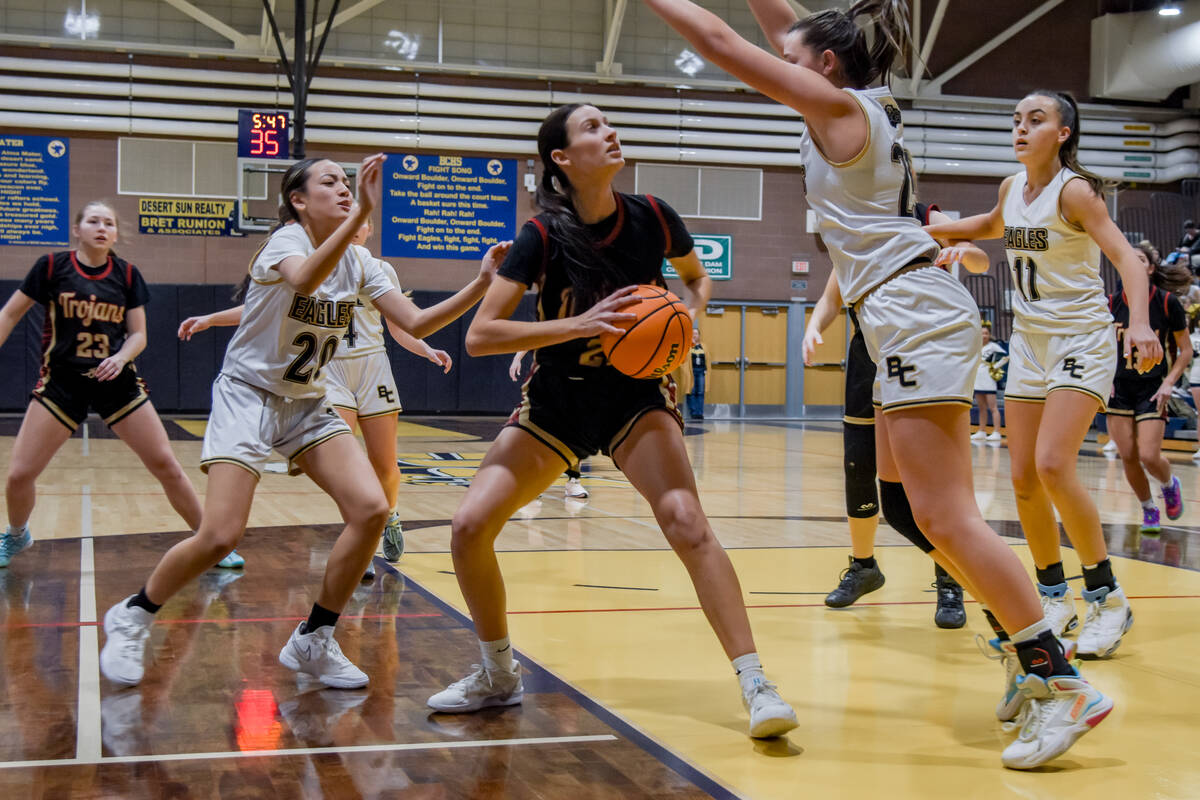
{"left": 56, "top": 292, "right": 126, "bottom": 326}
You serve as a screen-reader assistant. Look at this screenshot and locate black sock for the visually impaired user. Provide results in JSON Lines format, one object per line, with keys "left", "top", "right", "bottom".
{"left": 934, "top": 563, "right": 949, "bottom": 580}
{"left": 852, "top": 555, "right": 877, "bottom": 570}
{"left": 1035, "top": 561, "right": 1066, "bottom": 587}
{"left": 1082, "top": 558, "right": 1117, "bottom": 593}
{"left": 1015, "top": 629, "right": 1074, "bottom": 679}
{"left": 301, "top": 603, "right": 339, "bottom": 634}
{"left": 982, "top": 608, "right": 1009, "bottom": 641}
{"left": 127, "top": 588, "right": 161, "bottom": 614}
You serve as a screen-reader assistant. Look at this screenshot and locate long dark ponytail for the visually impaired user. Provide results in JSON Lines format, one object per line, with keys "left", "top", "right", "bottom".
{"left": 234, "top": 157, "right": 323, "bottom": 302}
{"left": 1027, "top": 90, "right": 1115, "bottom": 197}
{"left": 535, "top": 103, "right": 622, "bottom": 312}
{"left": 789, "top": 0, "right": 911, "bottom": 88}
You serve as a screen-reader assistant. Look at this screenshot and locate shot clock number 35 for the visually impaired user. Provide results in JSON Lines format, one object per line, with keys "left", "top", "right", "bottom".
{"left": 237, "top": 110, "right": 290, "bottom": 159}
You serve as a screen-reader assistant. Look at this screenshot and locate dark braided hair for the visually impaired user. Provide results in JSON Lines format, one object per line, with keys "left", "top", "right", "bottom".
{"left": 234, "top": 158, "right": 324, "bottom": 302}
{"left": 535, "top": 104, "right": 626, "bottom": 312}
{"left": 789, "top": 0, "right": 911, "bottom": 88}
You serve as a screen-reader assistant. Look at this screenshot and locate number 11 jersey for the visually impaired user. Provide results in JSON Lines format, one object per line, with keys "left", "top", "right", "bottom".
{"left": 1002, "top": 167, "right": 1109, "bottom": 336}
{"left": 223, "top": 224, "right": 395, "bottom": 399}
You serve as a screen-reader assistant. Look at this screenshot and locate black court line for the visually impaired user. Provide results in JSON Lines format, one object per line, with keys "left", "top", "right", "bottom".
{"left": 389, "top": 562, "right": 740, "bottom": 800}
{"left": 574, "top": 583, "right": 659, "bottom": 591}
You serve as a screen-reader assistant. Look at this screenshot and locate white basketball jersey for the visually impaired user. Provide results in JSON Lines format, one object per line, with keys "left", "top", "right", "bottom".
{"left": 335, "top": 245, "right": 402, "bottom": 359}
{"left": 1002, "top": 168, "right": 1109, "bottom": 336}
{"left": 221, "top": 225, "right": 395, "bottom": 399}
{"left": 799, "top": 87, "right": 939, "bottom": 304}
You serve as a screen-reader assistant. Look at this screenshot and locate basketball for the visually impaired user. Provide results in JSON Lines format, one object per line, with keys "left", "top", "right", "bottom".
{"left": 599, "top": 284, "right": 692, "bottom": 379}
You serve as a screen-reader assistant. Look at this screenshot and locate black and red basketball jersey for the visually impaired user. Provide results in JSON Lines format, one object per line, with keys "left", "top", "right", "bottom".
{"left": 20, "top": 251, "right": 150, "bottom": 371}
{"left": 498, "top": 193, "right": 693, "bottom": 370}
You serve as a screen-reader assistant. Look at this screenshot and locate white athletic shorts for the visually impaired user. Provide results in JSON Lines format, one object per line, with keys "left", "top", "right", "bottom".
{"left": 856, "top": 265, "right": 979, "bottom": 412}
{"left": 1003, "top": 326, "right": 1116, "bottom": 410}
{"left": 200, "top": 373, "right": 351, "bottom": 478}
{"left": 1189, "top": 356, "right": 1200, "bottom": 388}
{"left": 325, "top": 351, "right": 402, "bottom": 418}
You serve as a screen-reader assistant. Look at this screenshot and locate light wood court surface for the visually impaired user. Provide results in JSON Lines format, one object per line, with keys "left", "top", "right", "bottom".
{"left": 2, "top": 415, "right": 1198, "bottom": 798}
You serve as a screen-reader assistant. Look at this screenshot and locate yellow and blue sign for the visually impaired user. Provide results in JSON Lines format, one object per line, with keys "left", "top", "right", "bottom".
{"left": 138, "top": 198, "right": 237, "bottom": 236}
{"left": 381, "top": 154, "right": 517, "bottom": 259}
{"left": 663, "top": 234, "right": 732, "bottom": 281}
{"left": 0, "top": 134, "right": 70, "bottom": 246}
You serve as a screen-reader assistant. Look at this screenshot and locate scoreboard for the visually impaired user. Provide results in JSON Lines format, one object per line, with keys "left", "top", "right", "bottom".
{"left": 237, "top": 110, "right": 290, "bottom": 159}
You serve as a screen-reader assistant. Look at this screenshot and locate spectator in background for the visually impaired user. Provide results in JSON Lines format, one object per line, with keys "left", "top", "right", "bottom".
{"left": 687, "top": 327, "right": 707, "bottom": 420}
{"left": 971, "top": 320, "right": 1008, "bottom": 444}
{"left": 1177, "top": 220, "right": 1200, "bottom": 270}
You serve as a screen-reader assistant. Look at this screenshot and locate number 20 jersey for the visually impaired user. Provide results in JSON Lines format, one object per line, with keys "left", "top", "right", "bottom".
{"left": 221, "top": 224, "right": 394, "bottom": 400}
{"left": 1002, "top": 167, "right": 1109, "bottom": 336}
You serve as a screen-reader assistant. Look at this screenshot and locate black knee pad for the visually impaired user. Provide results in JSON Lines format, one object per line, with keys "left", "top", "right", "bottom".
{"left": 843, "top": 422, "right": 878, "bottom": 518}
{"left": 879, "top": 480, "right": 935, "bottom": 553}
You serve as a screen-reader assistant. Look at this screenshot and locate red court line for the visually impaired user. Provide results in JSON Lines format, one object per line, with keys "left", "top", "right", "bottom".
{"left": 0, "top": 612, "right": 441, "bottom": 631}
{"left": 4, "top": 594, "right": 1199, "bottom": 630}
{"left": 506, "top": 593, "right": 1200, "bottom": 615}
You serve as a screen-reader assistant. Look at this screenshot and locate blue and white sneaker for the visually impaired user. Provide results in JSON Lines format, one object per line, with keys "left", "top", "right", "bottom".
{"left": 0, "top": 525, "right": 32, "bottom": 568}
{"left": 216, "top": 550, "right": 245, "bottom": 569}
{"left": 1076, "top": 585, "right": 1133, "bottom": 659}
{"left": 1037, "top": 582, "right": 1078, "bottom": 636}
{"left": 1001, "top": 673, "right": 1113, "bottom": 769}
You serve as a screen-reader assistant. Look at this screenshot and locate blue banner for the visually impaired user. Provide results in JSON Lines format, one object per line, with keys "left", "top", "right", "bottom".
{"left": 381, "top": 154, "right": 516, "bottom": 259}
{"left": 0, "top": 134, "right": 69, "bottom": 246}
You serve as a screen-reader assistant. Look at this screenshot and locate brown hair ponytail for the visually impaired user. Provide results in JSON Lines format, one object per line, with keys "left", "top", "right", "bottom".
{"left": 789, "top": 0, "right": 912, "bottom": 88}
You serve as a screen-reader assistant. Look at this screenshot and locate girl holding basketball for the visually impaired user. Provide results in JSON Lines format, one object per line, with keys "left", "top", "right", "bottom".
{"left": 0, "top": 200, "right": 204, "bottom": 569}
{"left": 100, "top": 154, "right": 507, "bottom": 689}
{"left": 926, "top": 90, "right": 1160, "bottom": 660}
{"left": 426, "top": 102, "right": 799, "bottom": 740}
{"left": 647, "top": 0, "right": 1135, "bottom": 767}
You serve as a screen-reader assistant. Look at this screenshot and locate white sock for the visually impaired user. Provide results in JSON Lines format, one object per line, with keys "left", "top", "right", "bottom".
{"left": 480, "top": 637, "right": 514, "bottom": 673}
{"left": 1148, "top": 473, "right": 1166, "bottom": 492}
{"left": 1010, "top": 618, "right": 1052, "bottom": 645}
{"left": 5, "top": 523, "right": 28, "bottom": 537}
{"left": 1141, "top": 497, "right": 1157, "bottom": 510}
{"left": 732, "top": 652, "right": 765, "bottom": 693}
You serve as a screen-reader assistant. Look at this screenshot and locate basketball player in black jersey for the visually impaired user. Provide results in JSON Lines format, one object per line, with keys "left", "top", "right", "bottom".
{"left": 0, "top": 201, "right": 203, "bottom": 567}
{"left": 426, "top": 104, "right": 798, "bottom": 739}
{"left": 805, "top": 203, "right": 977, "bottom": 627}
{"left": 1107, "top": 241, "right": 1190, "bottom": 532}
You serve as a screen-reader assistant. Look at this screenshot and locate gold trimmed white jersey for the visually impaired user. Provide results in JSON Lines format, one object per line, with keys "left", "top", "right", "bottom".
{"left": 799, "top": 87, "right": 939, "bottom": 304}
{"left": 335, "top": 245, "right": 402, "bottom": 359}
{"left": 1002, "top": 167, "right": 1109, "bottom": 336}
{"left": 221, "top": 225, "right": 395, "bottom": 399}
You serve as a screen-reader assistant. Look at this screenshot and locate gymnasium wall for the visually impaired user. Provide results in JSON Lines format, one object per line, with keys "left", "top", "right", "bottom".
{"left": 0, "top": 279, "right": 533, "bottom": 415}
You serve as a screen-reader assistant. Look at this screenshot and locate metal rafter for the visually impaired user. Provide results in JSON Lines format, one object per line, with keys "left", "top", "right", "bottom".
{"left": 284, "top": 0, "right": 386, "bottom": 50}
{"left": 260, "top": 0, "right": 277, "bottom": 52}
{"left": 599, "top": 0, "right": 628, "bottom": 76}
{"left": 925, "top": 0, "right": 1067, "bottom": 94}
{"left": 160, "top": 0, "right": 249, "bottom": 48}
{"left": 908, "top": 0, "right": 950, "bottom": 95}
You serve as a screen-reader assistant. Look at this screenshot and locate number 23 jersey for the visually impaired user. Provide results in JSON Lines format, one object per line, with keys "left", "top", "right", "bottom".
{"left": 222, "top": 224, "right": 395, "bottom": 399}
{"left": 20, "top": 251, "right": 150, "bottom": 372}
{"left": 1002, "top": 167, "right": 1110, "bottom": 336}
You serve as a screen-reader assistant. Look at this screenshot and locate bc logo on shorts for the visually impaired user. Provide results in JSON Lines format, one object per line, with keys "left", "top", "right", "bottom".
{"left": 1062, "top": 358, "right": 1084, "bottom": 379}
{"left": 885, "top": 356, "right": 918, "bottom": 388}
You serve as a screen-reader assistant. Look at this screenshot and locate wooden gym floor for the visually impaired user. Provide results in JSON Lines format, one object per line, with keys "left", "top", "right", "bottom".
{"left": 0, "top": 415, "right": 1198, "bottom": 799}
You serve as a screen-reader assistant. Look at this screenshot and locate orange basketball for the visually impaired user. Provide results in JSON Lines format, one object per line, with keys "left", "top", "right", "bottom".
{"left": 599, "top": 284, "right": 692, "bottom": 379}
